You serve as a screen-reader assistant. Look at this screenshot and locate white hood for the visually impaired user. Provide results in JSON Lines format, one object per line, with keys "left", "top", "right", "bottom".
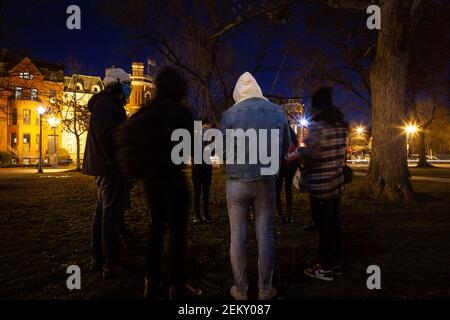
{"left": 233, "top": 72, "right": 267, "bottom": 104}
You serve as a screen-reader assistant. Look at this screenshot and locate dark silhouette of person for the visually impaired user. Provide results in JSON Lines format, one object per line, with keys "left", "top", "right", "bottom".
{"left": 192, "top": 119, "right": 213, "bottom": 223}
{"left": 114, "top": 66, "right": 201, "bottom": 300}
{"left": 83, "top": 67, "right": 132, "bottom": 278}
{"left": 276, "top": 126, "right": 299, "bottom": 224}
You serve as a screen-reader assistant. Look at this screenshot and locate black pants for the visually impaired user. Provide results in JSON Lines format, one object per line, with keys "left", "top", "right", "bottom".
{"left": 309, "top": 196, "right": 342, "bottom": 269}
{"left": 276, "top": 162, "right": 297, "bottom": 218}
{"left": 144, "top": 172, "right": 189, "bottom": 286}
{"left": 91, "top": 175, "right": 129, "bottom": 268}
{"left": 192, "top": 164, "right": 212, "bottom": 218}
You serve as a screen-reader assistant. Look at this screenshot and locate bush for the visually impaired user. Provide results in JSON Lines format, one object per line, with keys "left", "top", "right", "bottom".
{"left": 57, "top": 148, "right": 71, "bottom": 161}
{"left": 0, "top": 151, "right": 14, "bottom": 165}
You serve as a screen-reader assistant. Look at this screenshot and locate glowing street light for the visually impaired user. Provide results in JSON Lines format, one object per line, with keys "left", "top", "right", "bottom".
{"left": 37, "top": 106, "right": 46, "bottom": 173}
{"left": 355, "top": 125, "right": 365, "bottom": 135}
{"left": 404, "top": 123, "right": 419, "bottom": 159}
{"left": 404, "top": 124, "right": 418, "bottom": 135}
{"left": 298, "top": 116, "right": 309, "bottom": 145}
{"left": 299, "top": 118, "right": 309, "bottom": 127}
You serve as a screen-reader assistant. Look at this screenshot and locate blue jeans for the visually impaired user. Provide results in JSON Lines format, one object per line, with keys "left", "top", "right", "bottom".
{"left": 226, "top": 179, "right": 275, "bottom": 291}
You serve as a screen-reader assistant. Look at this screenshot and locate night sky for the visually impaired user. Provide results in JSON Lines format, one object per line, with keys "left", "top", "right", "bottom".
{"left": 3, "top": 0, "right": 369, "bottom": 123}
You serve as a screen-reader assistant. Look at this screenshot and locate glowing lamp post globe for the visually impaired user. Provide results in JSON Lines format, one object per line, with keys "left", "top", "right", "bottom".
{"left": 299, "top": 117, "right": 309, "bottom": 145}
{"left": 404, "top": 124, "right": 418, "bottom": 159}
{"left": 47, "top": 116, "right": 61, "bottom": 168}
{"left": 356, "top": 126, "right": 365, "bottom": 135}
{"left": 37, "top": 106, "right": 46, "bottom": 173}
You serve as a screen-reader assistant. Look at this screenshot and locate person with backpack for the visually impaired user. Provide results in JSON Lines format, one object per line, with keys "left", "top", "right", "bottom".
{"left": 298, "top": 87, "right": 349, "bottom": 282}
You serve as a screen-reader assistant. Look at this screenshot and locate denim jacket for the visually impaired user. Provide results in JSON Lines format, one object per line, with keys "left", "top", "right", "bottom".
{"left": 220, "top": 97, "right": 291, "bottom": 181}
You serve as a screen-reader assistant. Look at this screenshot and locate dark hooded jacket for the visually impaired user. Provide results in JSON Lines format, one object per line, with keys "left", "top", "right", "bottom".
{"left": 113, "top": 67, "right": 194, "bottom": 179}
{"left": 82, "top": 88, "right": 127, "bottom": 176}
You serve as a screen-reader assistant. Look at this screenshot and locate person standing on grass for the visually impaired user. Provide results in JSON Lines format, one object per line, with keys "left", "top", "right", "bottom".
{"left": 298, "top": 87, "right": 348, "bottom": 282}
{"left": 220, "top": 72, "right": 291, "bottom": 300}
{"left": 82, "top": 67, "right": 132, "bottom": 278}
{"left": 192, "top": 119, "right": 213, "bottom": 223}
{"left": 114, "top": 66, "right": 201, "bottom": 300}
{"left": 275, "top": 125, "right": 299, "bottom": 224}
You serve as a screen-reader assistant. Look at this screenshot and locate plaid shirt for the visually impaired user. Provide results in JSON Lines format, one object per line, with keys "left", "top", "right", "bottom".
{"left": 298, "top": 120, "right": 348, "bottom": 199}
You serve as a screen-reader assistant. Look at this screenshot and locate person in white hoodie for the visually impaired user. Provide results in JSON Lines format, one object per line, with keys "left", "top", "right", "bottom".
{"left": 220, "top": 72, "right": 291, "bottom": 300}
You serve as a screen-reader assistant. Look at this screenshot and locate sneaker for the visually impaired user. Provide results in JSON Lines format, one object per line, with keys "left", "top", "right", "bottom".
{"left": 193, "top": 217, "right": 201, "bottom": 223}
{"left": 258, "top": 287, "right": 277, "bottom": 300}
{"left": 302, "top": 221, "right": 316, "bottom": 231}
{"left": 230, "top": 286, "right": 248, "bottom": 300}
{"left": 304, "top": 264, "right": 334, "bottom": 281}
{"left": 332, "top": 266, "right": 343, "bottom": 276}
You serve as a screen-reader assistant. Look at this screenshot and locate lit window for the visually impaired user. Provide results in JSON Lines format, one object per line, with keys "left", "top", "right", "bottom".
{"left": 23, "top": 109, "right": 31, "bottom": 125}
{"left": 23, "top": 134, "right": 31, "bottom": 150}
{"left": 31, "top": 88, "right": 38, "bottom": 100}
{"left": 10, "top": 133, "right": 17, "bottom": 148}
{"left": 19, "top": 72, "right": 33, "bottom": 80}
{"left": 49, "top": 90, "right": 56, "bottom": 104}
{"left": 15, "top": 87, "right": 22, "bottom": 99}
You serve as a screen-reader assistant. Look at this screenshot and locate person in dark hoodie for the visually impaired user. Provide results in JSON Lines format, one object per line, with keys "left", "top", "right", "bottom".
{"left": 83, "top": 67, "right": 132, "bottom": 278}
{"left": 114, "top": 66, "right": 200, "bottom": 300}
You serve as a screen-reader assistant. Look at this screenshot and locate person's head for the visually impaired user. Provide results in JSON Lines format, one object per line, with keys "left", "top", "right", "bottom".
{"left": 311, "top": 86, "right": 347, "bottom": 127}
{"left": 103, "top": 67, "right": 132, "bottom": 105}
{"left": 202, "top": 118, "right": 212, "bottom": 129}
{"left": 154, "top": 66, "right": 187, "bottom": 101}
{"left": 311, "top": 86, "right": 333, "bottom": 112}
{"left": 232, "top": 72, "right": 266, "bottom": 104}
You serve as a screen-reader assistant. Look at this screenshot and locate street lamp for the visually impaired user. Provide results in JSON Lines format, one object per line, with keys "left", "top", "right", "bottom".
{"left": 355, "top": 125, "right": 365, "bottom": 135}
{"left": 404, "top": 123, "right": 418, "bottom": 159}
{"left": 37, "top": 106, "right": 46, "bottom": 173}
{"left": 299, "top": 117, "right": 309, "bottom": 145}
{"left": 47, "top": 116, "right": 60, "bottom": 168}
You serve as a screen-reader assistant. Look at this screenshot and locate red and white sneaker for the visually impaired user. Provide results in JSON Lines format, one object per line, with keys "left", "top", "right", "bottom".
{"left": 304, "top": 264, "right": 334, "bottom": 281}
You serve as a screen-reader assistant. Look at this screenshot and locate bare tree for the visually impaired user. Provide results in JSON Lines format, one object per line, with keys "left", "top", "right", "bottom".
{"left": 52, "top": 57, "right": 93, "bottom": 171}
{"left": 107, "top": 0, "right": 297, "bottom": 126}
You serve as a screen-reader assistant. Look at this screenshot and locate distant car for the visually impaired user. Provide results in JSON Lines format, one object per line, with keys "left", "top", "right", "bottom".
{"left": 59, "top": 159, "right": 73, "bottom": 166}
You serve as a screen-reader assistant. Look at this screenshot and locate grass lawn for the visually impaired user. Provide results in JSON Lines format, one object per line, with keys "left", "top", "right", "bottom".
{"left": 1, "top": 168, "right": 450, "bottom": 300}
{"left": 351, "top": 165, "right": 450, "bottom": 179}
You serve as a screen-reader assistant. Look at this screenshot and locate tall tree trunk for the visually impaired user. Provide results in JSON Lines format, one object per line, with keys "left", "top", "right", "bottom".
{"left": 75, "top": 134, "right": 81, "bottom": 171}
{"left": 417, "top": 130, "right": 432, "bottom": 167}
{"left": 363, "top": 1, "right": 414, "bottom": 200}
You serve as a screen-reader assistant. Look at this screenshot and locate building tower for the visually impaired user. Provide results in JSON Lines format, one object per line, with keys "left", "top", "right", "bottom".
{"left": 126, "top": 62, "right": 155, "bottom": 116}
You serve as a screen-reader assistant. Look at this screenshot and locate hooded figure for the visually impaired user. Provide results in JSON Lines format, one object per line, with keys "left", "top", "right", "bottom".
{"left": 220, "top": 72, "right": 291, "bottom": 301}
{"left": 114, "top": 66, "right": 199, "bottom": 299}
{"left": 232, "top": 72, "right": 268, "bottom": 104}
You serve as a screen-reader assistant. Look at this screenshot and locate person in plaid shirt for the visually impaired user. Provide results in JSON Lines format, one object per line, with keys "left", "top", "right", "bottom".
{"left": 297, "top": 87, "right": 349, "bottom": 281}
